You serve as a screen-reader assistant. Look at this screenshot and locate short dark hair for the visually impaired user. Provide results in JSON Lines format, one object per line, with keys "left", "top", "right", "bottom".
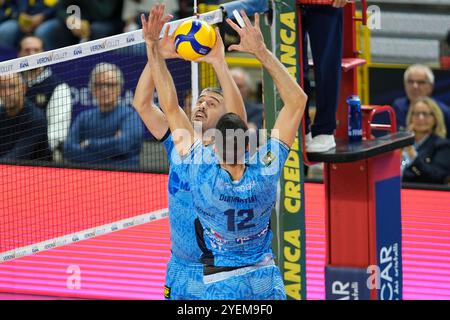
{"left": 199, "top": 87, "right": 223, "bottom": 98}
{"left": 215, "top": 113, "right": 249, "bottom": 164}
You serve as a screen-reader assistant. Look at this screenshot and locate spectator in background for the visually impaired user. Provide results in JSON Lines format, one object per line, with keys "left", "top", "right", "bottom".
{"left": 122, "top": 0, "right": 178, "bottom": 32}
{"left": 42, "top": 0, "right": 124, "bottom": 50}
{"left": 174, "top": 0, "right": 193, "bottom": 20}
{"left": 402, "top": 97, "right": 450, "bottom": 184}
{"left": 19, "top": 36, "right": 72, "bottom": 161}
{"left": 393, "top": 64, "right": 450, "bottom": 139}
{"left": 230, "top": 68, "right": 264, "bottom": 149}
{"left": 0, "top": 73, "right": 51, "bottom": 161}
{"left": 64, "top": 63, "right": 143, "bottom": 167}
{"left": 0, "top": 0, "right": 58, "bottom": 50}
{"left": 0, "top": 0, "right": 18, "bottom": 49}
{"left": 230, "top": 68, "right": 264, "bottom": 131}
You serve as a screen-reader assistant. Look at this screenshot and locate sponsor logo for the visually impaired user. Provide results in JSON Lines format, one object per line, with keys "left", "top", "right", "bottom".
{"left": 3, "top": 254, "right": 15, "bottom": 261}
{"left": 73, "top": 47, "right": 83, "bottom": 55}
{"left": 20, "top": 60, "right": 29, "bottom": 68}
{"left": 168, "top": 171, "right": 190, "bottom": 195}
{"left": 126, "top": 35, "right": 135, "bottom": 43}
{"left": 0, "top": 64, "right": 13, "bottom": 73}
{"left": 105, "top": 39, "right": 120, "bottom": 49}
{"left": 37, "top": 56, "right": 52, "bottom": 65}
{"left": 90, "top": 43, "right": 106, "bottom": 52}
{"left": 44, "top": 243, "right": 56, "bottom": 249}
{"left": 219, "top": 194, "right": 257, "bottom": 204}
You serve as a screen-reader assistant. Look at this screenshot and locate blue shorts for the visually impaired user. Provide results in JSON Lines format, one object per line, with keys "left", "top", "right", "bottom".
{"left": 164, "top": 255, "right": 205, "bottom": 300}
{"left": 203, "top": 262, "right": 286, "bottom": 300}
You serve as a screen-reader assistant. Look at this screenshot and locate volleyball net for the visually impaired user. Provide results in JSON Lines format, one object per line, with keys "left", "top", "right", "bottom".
{"left": 0, "top": 9, "right": 223, "bottom": 262}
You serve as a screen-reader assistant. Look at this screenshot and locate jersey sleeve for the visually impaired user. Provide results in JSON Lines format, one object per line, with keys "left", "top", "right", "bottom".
{"left": 160, "top": 130, "right": 177, "bottom": 165}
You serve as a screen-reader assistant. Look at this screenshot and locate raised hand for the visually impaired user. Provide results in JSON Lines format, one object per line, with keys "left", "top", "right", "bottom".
{"left": 195, "top": 27, "right": 225, "bottom": 65}
{"left": 141, "top": 4, "right": 173, "bottom": 46}
{"left": 226, "top": 11, "right": 266, "bottom": 56}
{"left": 158, "top": 25, "right": 180, "bottom": 60}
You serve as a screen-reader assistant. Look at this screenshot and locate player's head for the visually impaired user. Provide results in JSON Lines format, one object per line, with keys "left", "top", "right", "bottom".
{"left": 214, "top": 112, "right": 249, "bottom": 165}
{"left": 0, "top": 73, "right": 27, "bottom": 116}
{"left": 191, "top": 87, "right": 226, "bottom": 131}
{"left": 89, "top": 63, "right": 124, "bottom": 112}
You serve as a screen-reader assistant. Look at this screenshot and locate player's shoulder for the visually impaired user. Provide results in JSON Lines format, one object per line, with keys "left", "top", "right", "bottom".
{"left": 251, "top": 138, "right": 289, "bottom": 163}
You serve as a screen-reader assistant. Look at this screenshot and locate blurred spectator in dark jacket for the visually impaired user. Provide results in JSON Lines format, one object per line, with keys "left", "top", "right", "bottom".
{"left": 402, "top": 97, "right": 450, "bottom": 184}
{"left": 64, "top": 63, "right": 143, "bottom": 168}
{"left": 122, "top": 0, "right": 178, "bottom": 32}
{"left": 393, "top": 64, "right": 450, "bottom": 139}
{"left": 174, "top": 0, "right": 193, "bottom": 19}
{"left": 0, "top": 0, "right": 18, "bottom": 49}
{"left": 0, "top": 0, "right": 58, "bottom": 50}
{"left": 0, "top": 73, "right": 51, "bottom": 161}
{"left": 40, "top": 0, "right": 124, "bottom": 50}
{"left": 19, "top": 36, "right": 72, "bottom": 161}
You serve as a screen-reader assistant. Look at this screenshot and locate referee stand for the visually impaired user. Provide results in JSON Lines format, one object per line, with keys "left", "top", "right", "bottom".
{"left": 300, "top": 0, "right": 413, "bottom": 300}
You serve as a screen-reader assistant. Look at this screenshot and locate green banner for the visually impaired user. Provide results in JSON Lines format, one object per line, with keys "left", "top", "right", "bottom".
{"left": 262, "top": 0, "right": 307, "bottom": 300}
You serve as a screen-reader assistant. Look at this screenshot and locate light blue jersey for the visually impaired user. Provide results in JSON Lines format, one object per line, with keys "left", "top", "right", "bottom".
{"left": 187, "top": 138, "right": 289, "bottom": 267}
{"left": 161, "top": 132, "right": 205, "bottom": 300}
{"left": 186, "top": 138, "right": 289, "bottom": 300}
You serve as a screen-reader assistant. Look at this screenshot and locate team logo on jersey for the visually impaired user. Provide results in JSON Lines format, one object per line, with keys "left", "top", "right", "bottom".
{"left": 164, "top": 286, "right": 171, "bottom": 299}
{"left": 168, "top": 171, "right": 190, "bottom": 195}
{"left": 261, "top": 151, "right": 276, "bottom": 167}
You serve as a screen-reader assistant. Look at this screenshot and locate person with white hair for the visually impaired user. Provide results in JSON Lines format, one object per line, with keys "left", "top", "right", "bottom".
{"left": 63, "top": 62, "right": 144, "bottom": 168}
{"left": 393, "top": 64, "right": 450, "bottom": 139}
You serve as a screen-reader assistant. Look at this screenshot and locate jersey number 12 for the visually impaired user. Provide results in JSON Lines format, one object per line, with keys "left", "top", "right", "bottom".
{"left": 224, "top": 209, "right": 256, "bottom": 231}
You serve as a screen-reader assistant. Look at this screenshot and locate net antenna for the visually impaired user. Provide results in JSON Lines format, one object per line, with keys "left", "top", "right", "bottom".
{"left": 191, "top": 0, "right": 200, "bottom": 111}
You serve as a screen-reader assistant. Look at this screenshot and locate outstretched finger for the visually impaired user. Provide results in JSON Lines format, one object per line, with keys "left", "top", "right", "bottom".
{"left": 254, "top": 13, "right": 260, "bottom": 29}
{"left": 214, "top": 27, "right": 223, "bottom": 43}
{"left": 226, "top": 18, "right": 243, "bottom": 36}
{"left": 162, "top": 14, "right": 173, "bottom": 26}
{"left": 163, "top": 24, "right": 170, "bottom": 39}
{"left": 140, "top": 13, "right": 147, "bottom": 30}
{"left": 240, "top": 10, "right": 252, "bottom": 28}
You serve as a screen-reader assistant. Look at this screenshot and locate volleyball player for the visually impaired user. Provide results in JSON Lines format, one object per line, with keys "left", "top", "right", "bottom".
{"left": 145, "top": 5, "right": 307, "bottom": 299}
{"left": 134, "top": 4, "right": 246, "bottom": 299}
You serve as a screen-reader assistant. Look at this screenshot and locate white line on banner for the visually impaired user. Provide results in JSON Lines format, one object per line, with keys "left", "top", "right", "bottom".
{"left": 0, "top": 9, "right": 223, "bottom": 76}
{"left": 0, "top": 208, "right": 169, "bottom": 263}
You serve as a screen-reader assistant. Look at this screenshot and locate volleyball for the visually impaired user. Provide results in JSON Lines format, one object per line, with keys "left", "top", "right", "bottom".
{"left": 173, "top": 19, "right": 216, "bottom": 61}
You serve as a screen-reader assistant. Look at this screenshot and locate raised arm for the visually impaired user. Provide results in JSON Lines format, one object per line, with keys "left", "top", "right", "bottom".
{"left": 133, "top": 62, "right": 169, "bottom": 140}
{"left": 227, "top": 11, "right": 307, "bottom": 147}
{"left": 141, "top": 4, "right": 194, "bottom": 156}
{"left": 196, "top": 29, "right": 247, "bottom": 123}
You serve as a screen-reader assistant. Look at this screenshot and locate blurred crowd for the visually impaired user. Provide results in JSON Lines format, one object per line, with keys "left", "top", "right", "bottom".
{"left": 0, "top": 0, "right": 189, "bottom": 51}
